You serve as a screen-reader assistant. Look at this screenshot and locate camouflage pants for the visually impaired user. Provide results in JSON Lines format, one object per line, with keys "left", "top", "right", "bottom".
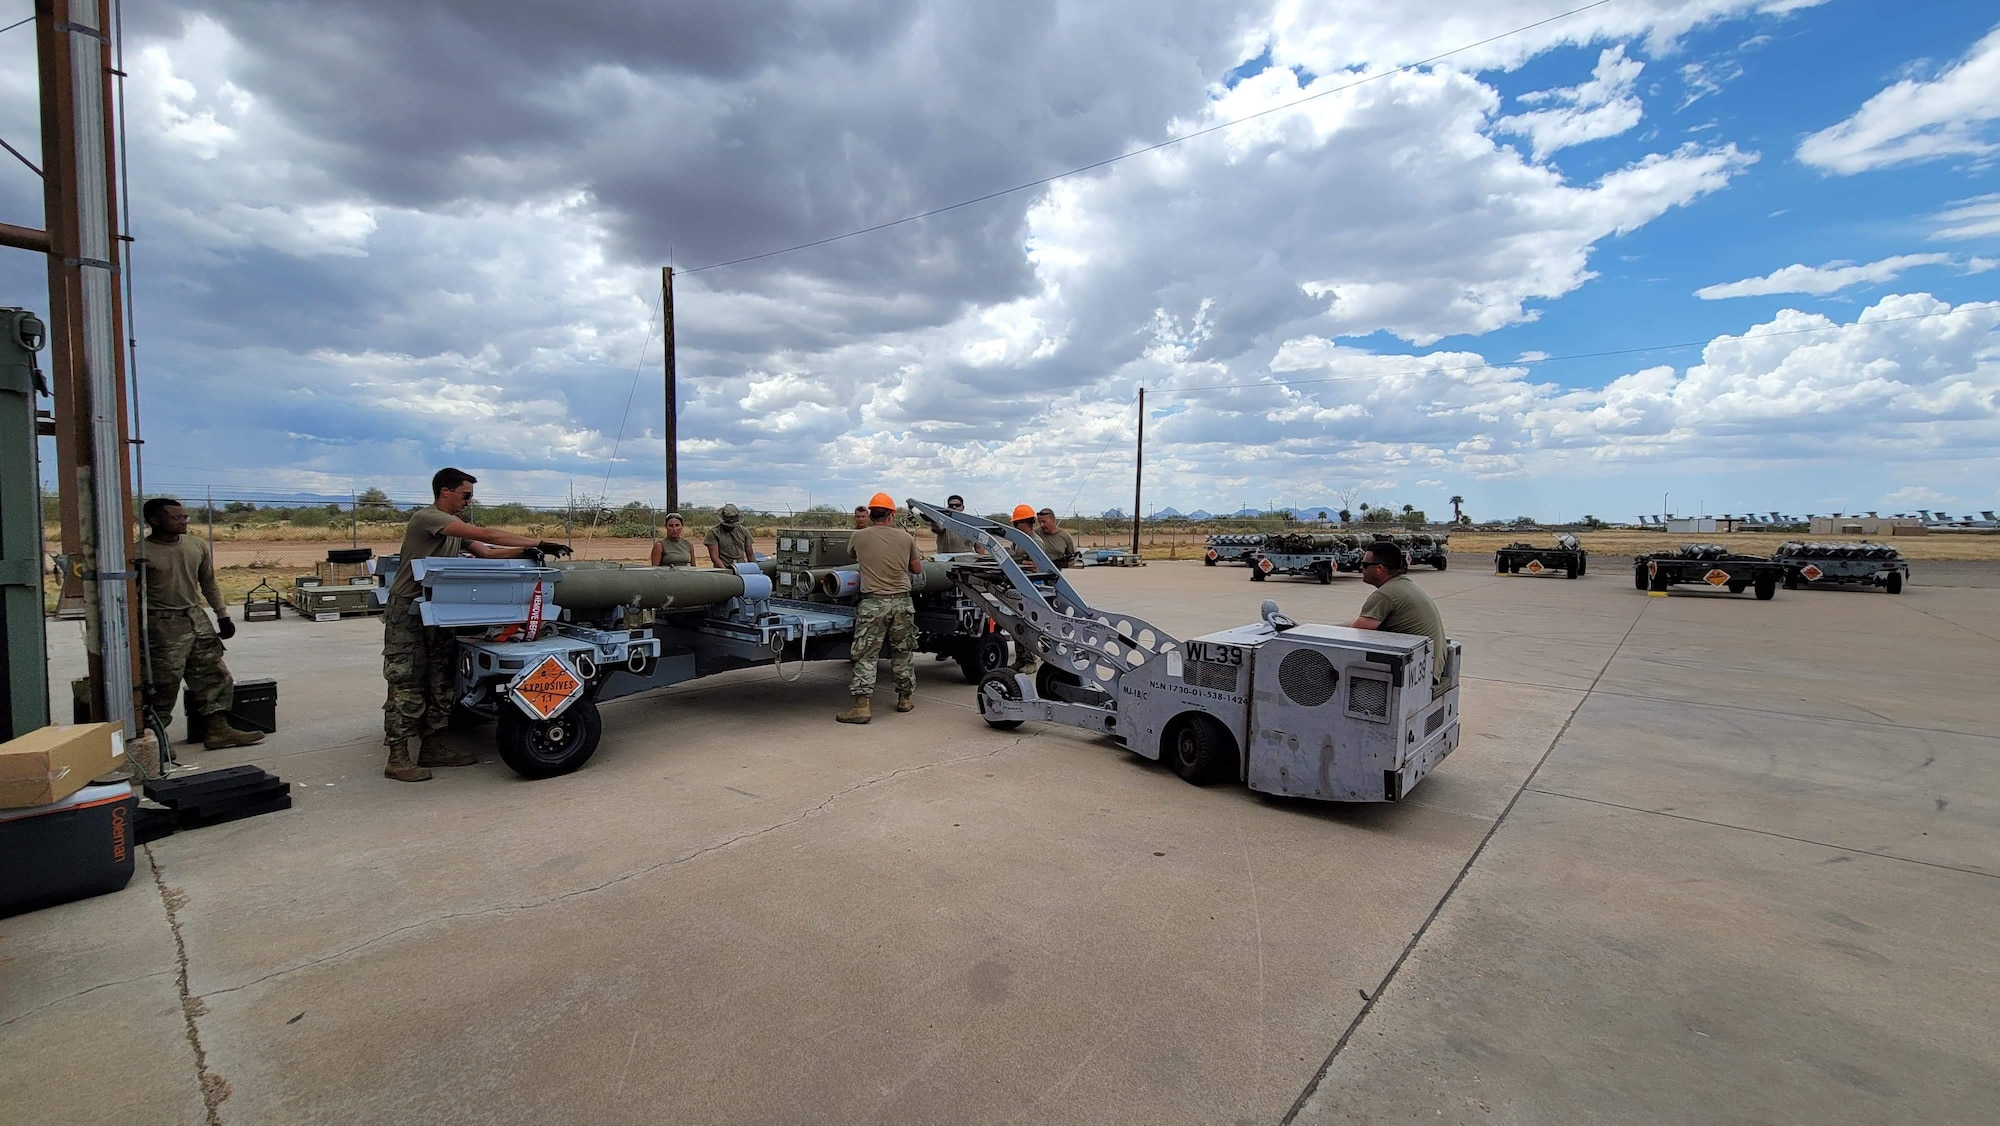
{"left": 382, "top": 598, "right": 457, "bottom": 746}
{"left": 145, "top": 609, "right": 232, "bottom": 723}
{"left": 848, "top": 595, "right": 917, "bottom": 698}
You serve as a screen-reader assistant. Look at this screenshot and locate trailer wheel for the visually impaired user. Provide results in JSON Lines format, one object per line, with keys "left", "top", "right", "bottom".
{"left": 1165, "top": 713, "right": 1234, "bottom": 786}
{"left": 1494, "top": 554, "right": 1506, "bottom": 573}
{"left": 957, "top": 634, "right": 1010, "bottom": 685}
{"left": 1753, "top": 575, "right": 1778, "bottom": 601}
{"left": 1727, "top": 580, "right": 1746, "bottom": 594}
{"left": 1886, "top": 571, "right": 1904, "bottom": 595}
{"left": 495, "top": 698, "right": 602, "bottom": 779}
{"left": 1432, "top": 554, "right": 1447, "bottom": 571}
{"left": 1204, "top": 556, "right": 1217, "bottom": 567}
{"left": 1649, "top": 567, "right": 1671, "bottom": 593}
{"left": 1784, "top": 571, "right": 1800, "bottom": 590}
{"left": 1316, "top": 561, "right": 1333, "bottom": 584}
{"left": 1250, "top": 568, "right": 1266, "bottom": 582}
{"left": 1578, "top": 555, "right": 1587, "bottom": 576}
{"left": 976, "top": 670, "right": 1025, "bottom": 731}
{"left": 1634, "top": 564, "right": 1647, "bottom": 591}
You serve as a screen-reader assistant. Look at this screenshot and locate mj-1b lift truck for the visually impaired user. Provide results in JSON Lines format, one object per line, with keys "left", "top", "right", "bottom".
{"left": 911, "top": 500, "right": 1462, "bottom": 802}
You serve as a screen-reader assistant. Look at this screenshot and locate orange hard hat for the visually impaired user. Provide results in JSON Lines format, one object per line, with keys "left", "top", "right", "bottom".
{"left": 1012, "top": 504, "right": 1036, "bottom": 522}
{"left": 868, "top": 492, "right": 896, "bottom": 510}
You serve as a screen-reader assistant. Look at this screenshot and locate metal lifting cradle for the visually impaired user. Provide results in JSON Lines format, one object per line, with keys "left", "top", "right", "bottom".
{"left": 908, "top": 500, "right": 1463, "bottom": 802}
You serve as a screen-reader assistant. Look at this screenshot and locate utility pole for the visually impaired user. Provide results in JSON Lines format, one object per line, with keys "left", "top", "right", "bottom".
{"left": 34, "top": 1, "right": 139, "bottom": 735}
{"left": 1130, "top": 387, "right": 1144, "bottom": 555}
{"left": 662, "top": 266, "right": 678, "bottom": 514}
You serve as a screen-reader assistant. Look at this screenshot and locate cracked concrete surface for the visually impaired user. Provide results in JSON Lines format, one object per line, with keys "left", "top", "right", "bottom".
{"left": 4, "top": 558, "right": 1996, "bottom": 1123}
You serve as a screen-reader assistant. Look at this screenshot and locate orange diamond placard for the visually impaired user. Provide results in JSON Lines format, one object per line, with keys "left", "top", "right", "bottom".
{"left": 514, "top": 656, "right": 583, "bottom": 720}
{"left": 1704, "top": 568, "right": 1731, "bottom": 587}
{"left": 1800, "top": 564, "right": 1824, "bottom": 582}
{"left": 1524, "top": 560, "right": 1544, "bottom": 574}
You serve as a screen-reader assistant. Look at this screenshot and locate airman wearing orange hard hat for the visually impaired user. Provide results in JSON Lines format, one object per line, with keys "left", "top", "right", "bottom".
{"left": 1005, "top": 503, "right": 1044, "bottom": 673}
{"left": 837, "top": 492, "right": 923, "bottom": 725}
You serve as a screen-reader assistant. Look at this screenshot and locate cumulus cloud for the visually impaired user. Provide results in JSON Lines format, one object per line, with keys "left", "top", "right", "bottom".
{"left": 1496, "top": 46, "right": 1646, "bottom": 159}
{"left": 1693, "top": 253, "right": 1954, "bottom": 299}
{"left": 1798, "top": 24, "right": 2000, "bottom": 173}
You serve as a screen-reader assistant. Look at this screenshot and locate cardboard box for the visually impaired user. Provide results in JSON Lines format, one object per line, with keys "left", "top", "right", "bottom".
{"left": 0, "top": 724, "right": 126, "bottom": 809}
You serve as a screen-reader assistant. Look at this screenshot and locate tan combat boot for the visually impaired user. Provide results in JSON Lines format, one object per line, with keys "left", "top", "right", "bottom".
{"left": 417, "top": 734, "right": 479, "bottom": 768}
{"left": 835, "top": 695, "right": 872, "bottom": 724}
{"left": 384, "top": 741, "right": 433, "bottom": 782}
{"left": 202, "top": 715, "right": 265, "bottom": 750}
{"left": 895, "top": 693, "right": 915, "bottom": 713}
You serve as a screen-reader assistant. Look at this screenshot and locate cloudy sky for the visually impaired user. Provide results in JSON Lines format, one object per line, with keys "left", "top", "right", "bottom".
{"left": 3, "top": 0, "right": 1997, "bottom": 521}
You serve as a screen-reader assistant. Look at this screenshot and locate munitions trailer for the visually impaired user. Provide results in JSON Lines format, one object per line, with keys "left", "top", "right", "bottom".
{"left": 1495, "top": 533, "right": 1587, "bottom": 578}
{"left": 913, "top": 500, "right": 1462, "bottom": 803}
{"left": 1249, "top": 533, "right": 1362, "bottom": 584}
{"left": 1634, "top": 544, "right": 1787, "bottom": 599}
{"left": 1204, "top": 533, "right": 1265, "bottom": 566}
{"left": 1773, "top": 541, "right": 1910, "bottom": 594}
{"left": 1397, "top": 532, "right": 1451, "bottom": 570}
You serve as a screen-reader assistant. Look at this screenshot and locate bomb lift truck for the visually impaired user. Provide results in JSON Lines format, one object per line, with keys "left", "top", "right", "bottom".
{"left": 912, "top": 500, "right": 1462, "bottom": 802}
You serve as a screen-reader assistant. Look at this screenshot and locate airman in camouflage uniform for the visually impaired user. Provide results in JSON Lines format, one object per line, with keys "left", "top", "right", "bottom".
{"left": 381, "top": 468, "right": 571, "bottom": 781}
{"left": 836, "top": 494, "right": 924, "bottom": 723}
{"left": 134, "top": 498, "right": 263, "bottom": 750}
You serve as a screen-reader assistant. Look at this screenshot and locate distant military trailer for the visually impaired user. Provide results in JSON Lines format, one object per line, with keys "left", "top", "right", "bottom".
{"left": 1204, "top": 533, "right": 1266, "bottom": 566}
{"left": 1633, "top": 543, "right": 1787, "bottom": 599}
{"left": 1249, "top": 533, "right": 1362, "bottom": 584}
{"left": 1494, "top": 533, "right": 1586, "bottom": 579}
{"left": 1393, "top": 531, "right": 1450, "bottom": 571}
{"left": 1772, "top": 541, "right": 1909, "bottom": 594}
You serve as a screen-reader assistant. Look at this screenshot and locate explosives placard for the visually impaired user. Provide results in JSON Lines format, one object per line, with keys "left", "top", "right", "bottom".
{"left": 513, "top": 657, "right": 582, "bottom": 720}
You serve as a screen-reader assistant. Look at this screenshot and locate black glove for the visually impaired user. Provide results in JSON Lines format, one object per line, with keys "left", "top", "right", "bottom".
{"left": 536, "top": 541, "right": 574, "bottom": 558}
{"left": 215, "top": 616, "right": 236, "bottom": 640}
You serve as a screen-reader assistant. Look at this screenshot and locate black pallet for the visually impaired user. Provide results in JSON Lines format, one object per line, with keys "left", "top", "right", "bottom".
{"left": 143, "top": 766, "right": 293, "bottom": 832}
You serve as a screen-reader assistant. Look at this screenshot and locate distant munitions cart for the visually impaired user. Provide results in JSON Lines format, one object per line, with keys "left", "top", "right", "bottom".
{"left": 1634, "top": 544, "right": 1786, "bottom": 599}
{"left": 1773, "top": 541, "right": 1909, "bottom": 594}
{"left": 1495, "top": 533, "right": 1586, "bottom": 578}
{"left": 1391, "top": 532, "right": 1450, "bottom": 571}
{"left": 1249, "top": 533, "right": 1361, "bottom": 583}
{"left": 1204, "top": 533, "right": 1265, "bottom": 566}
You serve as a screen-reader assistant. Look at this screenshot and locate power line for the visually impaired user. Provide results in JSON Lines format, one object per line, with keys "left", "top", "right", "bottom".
{"left": 683, "top": 0, "right": 1618, "bottom": 274}
{"left": 0, "top": 15, "right": 35, "bottom": 36}
{"left": 1154, "top": 307, "right": 1987, "bottom": 396}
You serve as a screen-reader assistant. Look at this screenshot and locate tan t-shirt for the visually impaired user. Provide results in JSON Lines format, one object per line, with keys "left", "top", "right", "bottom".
{"left": 390, "top": 506, "right": 463, "bottom": 601}
{"left": 1037, "top": 528, "right": 1078, "bottom": 567}
{"left": 655, "top": 537, "right": 694, "bottom": 566}
{"left": 1358, "top": 574, "right": 1448, "bottom": 681}
{"left": 135, "top": 535, "right": 222, "bottom": 613}
{"left": 703, "top": 523, "right": 754, "bottom": 566}
{"left": 849, "top": 524, "right": 921, "bottom": 596}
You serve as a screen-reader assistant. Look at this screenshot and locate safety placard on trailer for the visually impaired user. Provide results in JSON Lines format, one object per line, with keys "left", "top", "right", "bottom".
{"left": 1704, "top": 568, "right": 1731, "bottom": 587}
{"left": 1524, "top": 560, "right": 1544, "bottom": 574}
{"left": 513, "top": 656, "right": 583, "bottom": 720}
{"left": 1801, "top": 564, "right": 1824, "bottom": 582}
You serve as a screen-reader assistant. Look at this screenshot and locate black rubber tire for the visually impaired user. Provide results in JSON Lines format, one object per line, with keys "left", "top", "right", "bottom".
{"left": 1634, "top": 564, "right": 1648, "bottom": 591}
{"left": 957, "top": 634, "right": 1010, "bottom": 685}
{"left": 1649, "top": 567, "right": 1671, "bottom": 593}
{"left": 1784, "top": 571, "right": 1801, "bottom": 590}
{"left": 1728, "top": 580, "right": 1747, "bottom": 595}
{"left": 1165, "top": 713, "right": 1234, "bottom": 786}
{"left": 1204, "top": 557, "right": 1217, "bottom": 567}
{"left": 1565, "top": 563, "right": 1578, "bottom": 580}
{"left": 1316, "top": 561, "right": 1333, "bottom": 584}
{"left": 1250, "top": 568, "right": 1266, "bottom": 582}
{"left": 976, "top": 670, "right": 1024, "bottom": 730}
{"left": 1578, "top": 555, "right": 1587, "bottom": 576}
{"left": 1886, "top": 572, "right": 1904, "bottom": 595}
{"left": 1035, "top": 663, "right": 1080, "bottom": 701}
{"left": 1494, "top": 554, "right": 1506, "bottom": 573}
{"left": 495, "top": 697, "right": 602, "bottom": 779}
{"left": 1753, "top": 575, "right": 1777, "bottom": 601}
{"left": 1432, "top": 554, "right": 1447, "bottom": 571}
{"left": 449, "top": 701, "right": 494, "bottom": 731}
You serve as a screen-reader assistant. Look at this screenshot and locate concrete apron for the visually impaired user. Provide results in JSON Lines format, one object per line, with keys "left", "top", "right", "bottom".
{"left": 4, "top": 557, "right": 1994, "bottom": 1123}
